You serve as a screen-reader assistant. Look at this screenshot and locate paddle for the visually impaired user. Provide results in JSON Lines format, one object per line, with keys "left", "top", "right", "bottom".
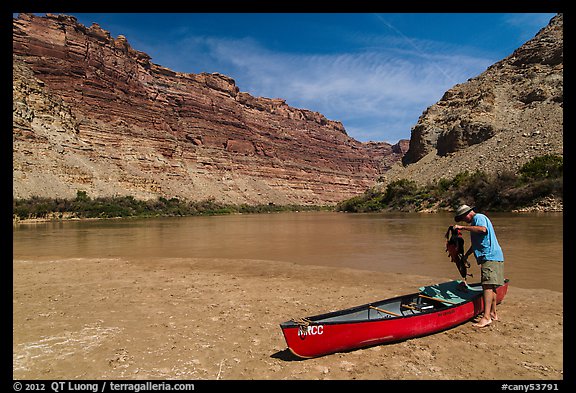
{"left": 369, "top": 305, "right": 401, "bottom": 317}
{"left": 418, "top": 294, "right": 459, "bottom": 305}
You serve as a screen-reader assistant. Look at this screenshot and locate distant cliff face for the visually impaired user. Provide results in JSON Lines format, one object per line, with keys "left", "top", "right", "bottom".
{"left": 13, "top": 13, "right": 406, "bottom": 205}
{"left": 388, "top": 14, "right": 562, "bottom": 186}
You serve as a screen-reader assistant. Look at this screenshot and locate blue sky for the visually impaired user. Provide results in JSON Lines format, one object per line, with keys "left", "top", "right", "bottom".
{"left": 18, "top": 13, "right": 557, "bottom": 143}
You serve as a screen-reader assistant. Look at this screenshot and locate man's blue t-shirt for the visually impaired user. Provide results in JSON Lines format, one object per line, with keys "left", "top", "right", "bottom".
{"left": 470, "top": 213, "right": 504, "bottom": 262}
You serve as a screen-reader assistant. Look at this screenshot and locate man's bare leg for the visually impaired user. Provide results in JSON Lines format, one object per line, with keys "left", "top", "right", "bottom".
{"left": 490, "top": 287, "right": 499, "bottom": 321}
{"left": 473, "top": 285, "right": 494, "bottom": 327}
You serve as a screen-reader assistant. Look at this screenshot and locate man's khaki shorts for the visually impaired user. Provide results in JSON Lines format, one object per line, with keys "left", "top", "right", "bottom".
{"left": 480, "top": 260, "right": 505, "bottom": 286}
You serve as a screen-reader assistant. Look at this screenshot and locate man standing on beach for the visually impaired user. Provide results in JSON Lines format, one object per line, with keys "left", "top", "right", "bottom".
{"left": 454, "top": 205, "right": 505, "bottom": 328}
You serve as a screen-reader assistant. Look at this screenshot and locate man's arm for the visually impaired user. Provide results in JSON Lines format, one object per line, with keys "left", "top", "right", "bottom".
{"left": 455, "top": 224, "right": 487, "bottom": 234}
{"left": 463, "top": 245, "right": 474, "bottom": 259}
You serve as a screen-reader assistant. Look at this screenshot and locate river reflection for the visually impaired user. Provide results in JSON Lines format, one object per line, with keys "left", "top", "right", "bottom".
{"left": 13, "top": 211, "right": 563, "bottom": 292}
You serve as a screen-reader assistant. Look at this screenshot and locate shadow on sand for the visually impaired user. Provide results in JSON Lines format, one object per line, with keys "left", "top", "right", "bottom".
{"left": 270, "top": 348, "right": 306, "bottom": 362}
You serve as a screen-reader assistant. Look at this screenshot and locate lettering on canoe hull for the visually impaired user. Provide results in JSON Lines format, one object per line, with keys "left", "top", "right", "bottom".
{"left": 297, "top": 325, "right": 324, "bottom": 337}
{"left": 437, "top": 309, "right": 456, "bottom": 317}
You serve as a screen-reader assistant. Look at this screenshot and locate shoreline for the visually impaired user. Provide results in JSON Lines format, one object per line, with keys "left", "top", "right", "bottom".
{"left": 13, "top": 256, "right": 563, "bottom": 380}
{"left": 12, "top": 202, "right": 564, "bottom": 226}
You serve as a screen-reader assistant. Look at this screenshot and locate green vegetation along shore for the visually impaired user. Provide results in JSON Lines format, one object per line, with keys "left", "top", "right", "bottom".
{"left": 13, "top": 193, "right": 328, "bottom": 222}
{"left": 337, "top": 154, "right": 563, "bottom": 213}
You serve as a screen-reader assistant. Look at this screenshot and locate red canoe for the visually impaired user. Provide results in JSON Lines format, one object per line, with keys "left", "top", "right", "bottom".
{"left": 280, "top": 279, "right": 509, "bottom": 358}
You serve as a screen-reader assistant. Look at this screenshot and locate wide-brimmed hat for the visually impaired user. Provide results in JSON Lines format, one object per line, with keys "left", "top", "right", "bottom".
{"left": 454, "top": 204, "right": 475, "bottom": 221}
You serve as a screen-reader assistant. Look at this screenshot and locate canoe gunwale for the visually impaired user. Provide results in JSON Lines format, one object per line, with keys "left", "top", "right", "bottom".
{"left": 280, "top": 291, "right": 453, "bottom": 328}
{"left": 281, "top": 281, "right": 488, "bottom": 328}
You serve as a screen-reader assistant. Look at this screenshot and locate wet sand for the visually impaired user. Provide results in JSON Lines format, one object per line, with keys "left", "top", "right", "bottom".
{"left": 13, "top": 257, "right": 563, "bottom": 380}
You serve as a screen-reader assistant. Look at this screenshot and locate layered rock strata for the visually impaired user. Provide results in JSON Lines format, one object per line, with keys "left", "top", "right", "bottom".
{"left": 13, "top": 13, "right": 406, "bottom": 205}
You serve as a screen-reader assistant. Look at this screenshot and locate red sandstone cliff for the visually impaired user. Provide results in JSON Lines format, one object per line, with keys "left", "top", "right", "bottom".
{"left": 13, "top": 13, "right": 406, "bottom": 205}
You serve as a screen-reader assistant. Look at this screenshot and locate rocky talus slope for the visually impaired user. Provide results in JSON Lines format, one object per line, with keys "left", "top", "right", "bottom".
{"left": 381, "top": 14, "right": 563, "bottom": 193}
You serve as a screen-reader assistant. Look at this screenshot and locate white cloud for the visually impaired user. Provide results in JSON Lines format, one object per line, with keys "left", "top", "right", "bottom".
{"left": 504, "top": 14, "right": 556, "bottom": 33}
{"left": 151, "top": 33, "right": 495, "bottom": 143}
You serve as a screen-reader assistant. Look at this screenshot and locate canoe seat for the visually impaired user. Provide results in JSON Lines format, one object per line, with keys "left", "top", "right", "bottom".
{"left": 419, "top": 280, "right": 482, "bottom": 305}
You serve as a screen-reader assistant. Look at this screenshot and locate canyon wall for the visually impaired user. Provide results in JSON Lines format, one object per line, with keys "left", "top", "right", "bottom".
{"left": 13, "top": 13, "right": 407, "bottom": 205}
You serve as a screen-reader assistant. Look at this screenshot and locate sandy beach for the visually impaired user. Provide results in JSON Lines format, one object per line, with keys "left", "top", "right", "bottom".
{"left": 13, "top": 256, "right": 563, "bottom": 380}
